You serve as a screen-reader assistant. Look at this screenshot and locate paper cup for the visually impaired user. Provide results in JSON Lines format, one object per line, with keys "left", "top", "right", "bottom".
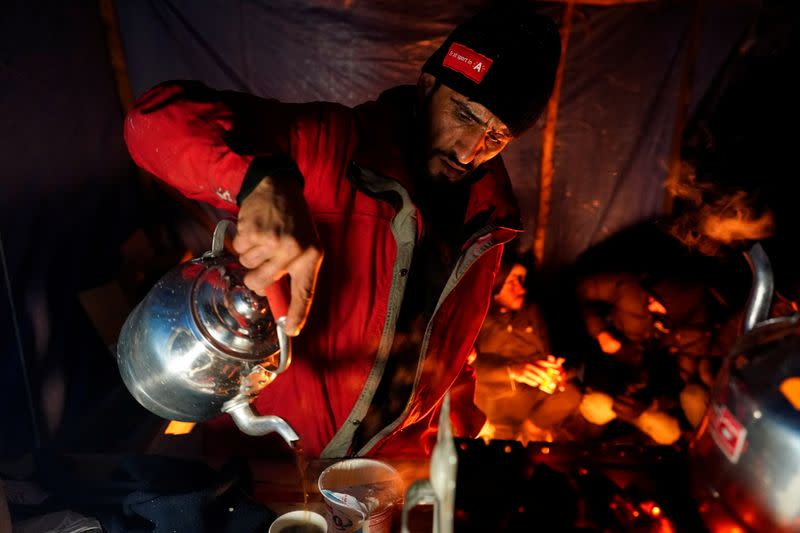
{"left": 318, "top": 458, "right": 402, "bottom": 533}
{"left": 269, "top": 510, "right": 328, "bottom": 533}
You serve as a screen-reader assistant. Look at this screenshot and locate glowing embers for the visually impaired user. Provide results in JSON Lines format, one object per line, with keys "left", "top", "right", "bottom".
{"left": 475, "top": 419, "right": 554, "bottom": 446}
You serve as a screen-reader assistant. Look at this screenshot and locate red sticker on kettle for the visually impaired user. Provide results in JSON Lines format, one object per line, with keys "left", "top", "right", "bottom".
{"left": 708, "top": 404, "right": 747, "bottom": 463}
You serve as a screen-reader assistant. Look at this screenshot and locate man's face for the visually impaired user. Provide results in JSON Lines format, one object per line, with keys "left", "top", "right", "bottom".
{"left": 418, "top": 74, "right": 513, "bottom": 183}
{"left": 494, "top": 263, "right": 527, "bottom": 311}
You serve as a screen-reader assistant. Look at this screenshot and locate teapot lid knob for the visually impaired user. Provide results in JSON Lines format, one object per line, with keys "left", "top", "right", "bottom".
{"left": 192, "top": 261, "right": 280, "bottom": 359}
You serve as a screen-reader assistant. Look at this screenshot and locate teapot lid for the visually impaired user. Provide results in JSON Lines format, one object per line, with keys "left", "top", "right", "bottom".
{"left": 192, "top": 258, "right": 280, "bottom": 360}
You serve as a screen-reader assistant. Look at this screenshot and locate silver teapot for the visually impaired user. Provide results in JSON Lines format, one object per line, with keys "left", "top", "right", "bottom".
{"left": 690, "top": 243, "right": 800, "bottom": 532}
{"left": 116, "top": 220, "right": 299, "bottom": 445}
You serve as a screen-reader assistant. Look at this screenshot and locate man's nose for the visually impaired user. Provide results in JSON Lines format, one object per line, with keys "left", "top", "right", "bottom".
{"left": 454, "top": 128, "right": 486, "bottom": 165}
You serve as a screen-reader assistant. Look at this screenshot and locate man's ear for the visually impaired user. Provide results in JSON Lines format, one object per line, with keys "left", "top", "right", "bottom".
{"left": 417, "top": 72, "right": 438, "bottom": 100}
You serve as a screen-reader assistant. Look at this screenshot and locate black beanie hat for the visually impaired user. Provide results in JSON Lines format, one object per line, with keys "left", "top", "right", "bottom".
{"left": 422, "top": 2, "right": 561, "bottom": 137}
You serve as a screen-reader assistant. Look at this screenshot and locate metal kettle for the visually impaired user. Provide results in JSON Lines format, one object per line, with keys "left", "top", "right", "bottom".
{"left": 116, "top": 220, "right": 299, "bottom": 445}
{"left": 689, "top": 243, "right": 800, "bottom": 532}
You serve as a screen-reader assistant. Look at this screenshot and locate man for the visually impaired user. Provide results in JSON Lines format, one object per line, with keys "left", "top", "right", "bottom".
{"left": 473, "top": 256, "right": 581, "bottom": 442}
{"left": 124, "top": 3, "right": 561, "bottom": 458}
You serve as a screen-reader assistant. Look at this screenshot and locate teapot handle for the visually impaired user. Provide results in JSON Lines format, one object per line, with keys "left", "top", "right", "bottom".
{"left": 275, "top": 316, "right": 292, "bottom": 374}
{"left": 209, "top": 218, "right": 292, "bottom": 374}
{"left": 210, "top": 218, "right": 236, "bottom": 257}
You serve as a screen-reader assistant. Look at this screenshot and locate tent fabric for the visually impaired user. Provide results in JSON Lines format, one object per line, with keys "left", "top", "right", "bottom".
{"left": 116, "top": 0, "right": 757, "bottom": 265}
{"left": 1, "top": 0, "right": 143, "bottom": 455}
{"left": 1, "top": 0, "right": 759, "bottom": 456}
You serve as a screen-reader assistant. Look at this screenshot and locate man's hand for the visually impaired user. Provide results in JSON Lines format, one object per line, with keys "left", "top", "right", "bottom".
{"left": 233, "top": 176, "right": 323, "bottom": 336}
{"left": 507, "top": 355, "right": 566, "bottom": 393}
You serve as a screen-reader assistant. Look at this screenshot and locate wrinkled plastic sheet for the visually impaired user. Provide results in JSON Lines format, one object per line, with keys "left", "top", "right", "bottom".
{"left": 115, "top": 0, "right": 757, "bottom": 265}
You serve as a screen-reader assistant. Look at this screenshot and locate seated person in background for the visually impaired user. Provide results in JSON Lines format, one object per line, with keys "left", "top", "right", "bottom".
{"left": 573, "top": 231, "right": 743, "bottom": 444}
{"left": 575, "top": 271, "right": 683, "bottom": 444}
{"left": 473, "top": 252, "right": 582, "bottom": 442}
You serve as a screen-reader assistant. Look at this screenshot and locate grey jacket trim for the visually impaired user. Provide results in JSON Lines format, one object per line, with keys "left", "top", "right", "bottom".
{"left": 355, "top": 227, "right": 518, "bottom": 456}
{"left": 320, "top": 164, "right": 418, "bottom": 458}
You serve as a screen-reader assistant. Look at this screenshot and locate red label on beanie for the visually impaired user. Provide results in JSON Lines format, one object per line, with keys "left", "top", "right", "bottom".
{"left": 442, "top": 42, "right": 493, "bottom": 84}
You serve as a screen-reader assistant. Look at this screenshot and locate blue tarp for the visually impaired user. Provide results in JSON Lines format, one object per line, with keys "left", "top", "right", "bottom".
{"left": 117, "top": 0, "right": 757, "bottom": 265}
{"left": 1, "top": 0, "right": 759, "bottom": 455}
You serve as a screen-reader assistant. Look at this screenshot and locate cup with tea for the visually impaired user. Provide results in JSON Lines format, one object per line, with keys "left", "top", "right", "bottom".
{"left": 269, "top": 510, "right": 328, "bottom": 533}
{"left": 318, "top": 458, "right": 403, "bottom": 533}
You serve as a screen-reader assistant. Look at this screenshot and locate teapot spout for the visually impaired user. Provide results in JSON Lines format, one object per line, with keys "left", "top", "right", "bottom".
{"left": 223, "top": 399, "right": 299, "bottom": 446}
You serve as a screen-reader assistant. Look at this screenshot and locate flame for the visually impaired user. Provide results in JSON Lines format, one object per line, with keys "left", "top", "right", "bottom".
{"left": 475, "top": 418, "right": 554, "bottom": 447}
{"left": 477, "top": 420, "right": 496, "bottom": 445}
{"left": 657, "top": 518, "right": 676, "bottom": 533}
{"left": 647, "top": 297, "right": 667, "bottom": 315}
{"left": 164, "top": 420, "right": 195, "bottom": 435}
{"left": 518, "top": 420, "right": 554, "bottom": 445}
{"left": 667, "top": 164, "right": 774, "bottom": 255}
{"left": 640, "top": 501, "right": 663, "bottom": 518}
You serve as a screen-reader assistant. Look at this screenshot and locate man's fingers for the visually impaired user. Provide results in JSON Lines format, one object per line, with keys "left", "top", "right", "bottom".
{"left": 243, "top": 251, "right": 294, "bottom": 294}
{"left": 284, "top": 247, "right": 323, "bottom": 336}
{"left": 239, "top": 245, "right": 274, "bottom": 269}
{"left": 234, "top": 226, "right": 281, "bottom": 256}
{"left": 237, "top": 226, "right": 294, "bottom": 268}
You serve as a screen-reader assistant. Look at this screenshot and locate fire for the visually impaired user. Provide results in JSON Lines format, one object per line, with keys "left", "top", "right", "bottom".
{"left": 477, "top": 420, "right": 496, "bottom": 444}
{"left": 657, "top": 518, "right": 676, "bottom": 533}
{"left": 164, "top": 420, "right": 195, "bottom": 435}
{"left": 518, "top": 420, "right": 554, "bottom": 445}
{"left": 475, "top": 419, "right": 554, "bottom": 446}
{"left": 640, "top": 501, "right": 662, "bottom": 518}
{"left": 647, "top": 297, "right": 667, "bottom": 315}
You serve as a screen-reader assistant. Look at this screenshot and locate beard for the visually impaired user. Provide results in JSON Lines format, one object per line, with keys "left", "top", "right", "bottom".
{"left": 424, "top": 149, "right": 478, "bottom": 184}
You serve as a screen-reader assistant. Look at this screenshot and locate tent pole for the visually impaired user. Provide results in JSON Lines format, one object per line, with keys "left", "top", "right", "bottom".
{"left": 91, "top": 0, "right": 218, "bottom": 350}
{"left": 98, "top": 0, "right": 135, "bottom": 113}
{"left": 533, "top": 0, "right": 575, "bottom": 268}
{"left": 98, "top": 0, "right": 217, "bottom": 232}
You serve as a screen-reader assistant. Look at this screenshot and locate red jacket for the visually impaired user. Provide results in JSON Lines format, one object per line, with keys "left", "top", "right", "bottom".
{"left": 124, "top": 80, "right": 521, "bottom": 458}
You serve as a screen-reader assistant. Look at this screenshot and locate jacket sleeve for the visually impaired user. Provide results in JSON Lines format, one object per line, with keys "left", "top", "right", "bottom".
{"left": 123, "top": 80, "right": 353, "bottom": 212}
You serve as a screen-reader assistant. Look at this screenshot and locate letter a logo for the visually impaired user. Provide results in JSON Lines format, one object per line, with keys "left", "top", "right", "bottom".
{"left": 443, "top": 43, "right": 493, "bottom": 83}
